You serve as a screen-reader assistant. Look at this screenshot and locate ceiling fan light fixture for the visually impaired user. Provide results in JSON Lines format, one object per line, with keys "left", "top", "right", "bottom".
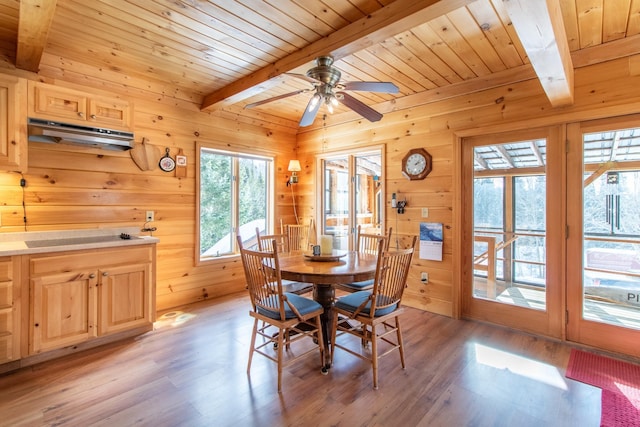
{"left": 308, "top": 93, "right": 321, "bottom": 110}
{"left": 327, "top": 100, "right": 334, "bottom": 114}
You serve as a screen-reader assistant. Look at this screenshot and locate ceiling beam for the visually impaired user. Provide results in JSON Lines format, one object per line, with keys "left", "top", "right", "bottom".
{"left": 16, "top": 0, "right": 58, "bottom": 72}
{"left": 200, "top": 0, "right": 476, "bottom": 111}
{"left": 502, "top": 0, "right": 574, "bottom": 107}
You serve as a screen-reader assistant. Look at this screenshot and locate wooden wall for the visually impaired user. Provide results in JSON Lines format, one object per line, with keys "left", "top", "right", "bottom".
{"left": 297, "top": 54, "right": 640, "bottom": 318}
{"left": 0, "top": 71, "right": 298, "bottom": 311}
{"left": 3, "top": 53, "right": 640, "bottom": 317}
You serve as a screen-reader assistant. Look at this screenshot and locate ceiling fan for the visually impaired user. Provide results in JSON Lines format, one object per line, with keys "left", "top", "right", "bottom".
{"left": 245, "top": 56, "right": 399, "bottom": 127}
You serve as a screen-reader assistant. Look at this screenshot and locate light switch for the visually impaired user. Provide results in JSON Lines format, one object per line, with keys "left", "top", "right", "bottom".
{"left": 421, "top": 208, "right": 429, "bottom": 218}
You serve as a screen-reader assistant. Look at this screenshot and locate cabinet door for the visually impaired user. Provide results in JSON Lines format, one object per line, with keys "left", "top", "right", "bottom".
{"left": 99, "top": 263, "right": 151, "bottom": 335}
{"left": 31, "top": 271, "right": 98, "bottom": 353}
{"left": 0, "top": 75, "right": 27, "bottom": 171}
{"left": 0, "top": 257, "right": 19, "bottom": 364}
{"left": 88, "top": 96, "right": 131, "bottom": 130}
{"left": 32, "top": 84, "right": 88, "bottom": 123}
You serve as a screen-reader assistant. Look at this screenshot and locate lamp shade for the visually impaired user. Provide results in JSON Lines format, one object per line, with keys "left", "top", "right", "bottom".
{"left": 288, "top": 160, "right": 301, "bottom": 172}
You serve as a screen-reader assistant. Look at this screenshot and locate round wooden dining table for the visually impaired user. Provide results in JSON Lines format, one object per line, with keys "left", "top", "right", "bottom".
{"left": 277, "top": 250, "right": 379, "bottom": 368}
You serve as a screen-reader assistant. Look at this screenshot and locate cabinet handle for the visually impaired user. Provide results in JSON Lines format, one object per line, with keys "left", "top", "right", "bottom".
{"left": 89, "top": 273, "right": 96, "bottom": 279}
{"left": 78, "top": 112, "right": 84, "bottom": 118}
{"left": 90, "top": 114, "right": 97, "bottom": 119}
{"left": 102, "top": 272, "right": 109, "bottom": 277}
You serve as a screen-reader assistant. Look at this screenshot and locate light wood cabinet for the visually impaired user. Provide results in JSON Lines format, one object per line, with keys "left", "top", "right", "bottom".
{"left": 0, "top": 75, "right": 28, "bottom": 172}
{"left": 29, "top": 81, "right": 133, "bottom": 131}
{"left": 98, "top": 262, "right": 152, "bottom": 335}
{"left": 31, "top": 270, "right": 98, "bottom": 353}
{"left": 29, "top": 245, "right": 154, "bottom": 355}
{"left": 0, "top": 257, "right": 21, "bottom": 365}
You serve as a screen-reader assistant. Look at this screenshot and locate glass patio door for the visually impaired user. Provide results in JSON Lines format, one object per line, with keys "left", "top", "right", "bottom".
{"left": 462, "top": 127, "right": 563, "bottom": 337}
{"left": 318, "top": 148, "right": 383, "bottom": 251}
{"left": 567, "top": 117, "right": 640, "bottom": 357}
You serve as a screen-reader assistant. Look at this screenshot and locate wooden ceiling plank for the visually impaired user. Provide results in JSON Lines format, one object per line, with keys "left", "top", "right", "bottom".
{"left": 558, "top": 0, "right": 581, "bottom": 51}
{"left": 51, "top": 6, "right": 246, "bottom": 84}
{"left": 393, "top": 30, "right": 461, "bottom": 86}
{"left": 603, "top": 0, "right": 631, "bottom": 42}
{"left": 352, "top": 0, "right": 391, "bottom": 16}
{"left": 61, "top": 0, "right": 265, "bottom": 78}
{"left": 429, "top": 14, "right": 493, "bottom": 76}
{"left": 446, "top": 7, "right": 507, "bottom": 73}
{"left": 240, "top": 0, "right": 327, "bottom": 43}
{"left": 503, "top": 0, "right": 574, "bottom": 107}
{"left": 627, "top": 0, "right": 640, "bottom": 35}
{"left": 200, "top": 0, "right": 477, "bottom": 111}
{"left": 378, "top": 36, "right": 440, "bottom": 90}
{"left": 193, "top": 0, "right": 308, "bottom": 51}
{"left": 121, "top": 0, "right": 282, "bottom": 65}
{"left": 16, "top": 0, "right": 58, "bottom": 72}
{"left": 347, "top": 48, "right": 427, "bottom": 94}
{"left": 576, "top": 0, "right": 603, "bottom": 48}
{"left": 488, "top": 0, "right": 530, "bottom": 63}
{"left": 262, "top": 0, "right": 338, "bottom": 35}
{"left": 364, "top": 42, "right": 433, "bottom": 93}
{"left": 411, "top": 21, "right": 476, "bottom": 80}
{"left": 316, "top": 0, "right": 369, "bottom": 24}
{"left": 468, "top": 0, "right": 525, "bottom": 68}
{"left": 45, "top": 26, "right": 231, "bottom": 91}
{"left": 292, "top": 0, "right": 352, "bottom": 29}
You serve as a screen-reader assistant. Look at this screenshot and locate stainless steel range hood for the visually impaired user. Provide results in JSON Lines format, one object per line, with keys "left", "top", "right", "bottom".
{"left": 28, "top": 118, "right": 134, "bottom": 151}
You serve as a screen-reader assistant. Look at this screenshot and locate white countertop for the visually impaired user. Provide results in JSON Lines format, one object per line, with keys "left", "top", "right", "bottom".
{"left": 0, "top": 227, "right": 159, "bottom": 256}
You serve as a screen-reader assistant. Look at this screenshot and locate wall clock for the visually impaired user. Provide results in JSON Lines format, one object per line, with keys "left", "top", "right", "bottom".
{"left": 401, "top": 148, "right": 432, "bottom": 180}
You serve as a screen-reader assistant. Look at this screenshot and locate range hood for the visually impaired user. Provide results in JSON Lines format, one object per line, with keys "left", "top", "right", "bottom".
{"left": 28, "top": 118, "right": 134, "bottom": 151}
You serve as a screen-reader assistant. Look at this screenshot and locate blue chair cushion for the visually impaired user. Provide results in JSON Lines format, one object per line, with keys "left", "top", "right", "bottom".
{"left": 341, "top": 279, "right": 374, "bottom": 290}
{"left": 334, "top": 291, "right": 398, "bottom": 317}
{"left": 257, "top": 292, "right": 322, "bottom": 320}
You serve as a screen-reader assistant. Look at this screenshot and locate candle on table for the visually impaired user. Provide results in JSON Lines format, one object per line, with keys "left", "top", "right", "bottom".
{"left": 320, "top": 235, "right": 333, "bottom": 255}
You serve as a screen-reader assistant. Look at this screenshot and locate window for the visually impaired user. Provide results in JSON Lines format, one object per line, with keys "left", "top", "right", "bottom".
{"left": 197, "top": 146, "right": 273, "bottom": 261}
{"left": 318, "top": 148, "right": 384, "bottom": 251}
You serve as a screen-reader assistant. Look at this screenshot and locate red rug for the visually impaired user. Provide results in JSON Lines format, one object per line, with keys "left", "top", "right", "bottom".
{"left": 566, "top": 349, "right": 640, "bottom": 426}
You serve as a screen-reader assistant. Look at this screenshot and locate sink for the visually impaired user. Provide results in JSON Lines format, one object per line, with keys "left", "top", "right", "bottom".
{"left": 25, "top": 235, "right": 141, "bottom": 248}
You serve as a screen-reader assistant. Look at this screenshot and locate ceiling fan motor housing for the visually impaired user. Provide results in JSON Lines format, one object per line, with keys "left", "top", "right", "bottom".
{"left": 306, "top": 56, "right": 341, "bottom": 86}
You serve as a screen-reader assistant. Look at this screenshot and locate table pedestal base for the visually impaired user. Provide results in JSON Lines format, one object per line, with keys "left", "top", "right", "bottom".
{"left": 314, "top": 284, "right": 335, "bottom": 369}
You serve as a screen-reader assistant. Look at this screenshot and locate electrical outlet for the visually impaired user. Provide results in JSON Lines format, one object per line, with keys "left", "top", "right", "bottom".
{"left": 421, "top": 272, "right": 428, "bottom": 283}
{"left": 422, "top": 208, "right": 429, "bottom": 218}
{"left": 146, "top": 211, "right": 154, "bottom": 222}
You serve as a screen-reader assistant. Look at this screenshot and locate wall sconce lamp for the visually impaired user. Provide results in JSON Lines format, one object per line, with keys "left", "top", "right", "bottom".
{"left": 287, "top": 159, "right": 301, "bottom": 186}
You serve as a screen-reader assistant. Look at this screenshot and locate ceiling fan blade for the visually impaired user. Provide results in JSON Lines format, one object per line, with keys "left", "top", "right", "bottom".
{"left": 299, "top": 96, "right": 322, "bottom": 127}
{"left": 285, "top": 72, "right": 318, "bottom": 84}
{"left": 337, "top": 92, "right": 383, "bottom": 122}
{"left": 343, "top": 81, "right": 399, "bottom": 93}
{"left": 245, "top": 89, "right": 309, "bottom": 109}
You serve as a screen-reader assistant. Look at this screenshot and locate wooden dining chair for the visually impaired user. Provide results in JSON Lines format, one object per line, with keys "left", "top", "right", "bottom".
{"left": 255, "top": 228, "right": 313, "bottom": 295}
{"left": 237, "top": 235, "right": 326, "bottom": 393}
{"left": 335, "top": 225, "right": 393, "bottom": 293}
{"left": 330, "top": 235, "right": 417, "bottom": 389}
{"left": 282, "top": 218, "right": 315, "bottom": 251}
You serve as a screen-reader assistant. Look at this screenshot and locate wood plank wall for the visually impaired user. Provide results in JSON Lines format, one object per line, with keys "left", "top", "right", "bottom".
{"left": 3, "top": 53, "right": 640, "bottom": 316}
{"left": 0, "top": 72, "right": 298, "bottom": 311}
{"left": 296, "top": 54, "right": 640, "bottom": 318}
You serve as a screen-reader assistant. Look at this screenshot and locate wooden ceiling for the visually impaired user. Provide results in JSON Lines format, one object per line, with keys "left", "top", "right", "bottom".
{"left": 1, "top": 0, "right": 640, "bottom": 131}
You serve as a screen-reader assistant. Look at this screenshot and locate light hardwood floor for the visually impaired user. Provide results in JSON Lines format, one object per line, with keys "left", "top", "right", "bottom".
{"left": 0, "top": 293, "right": 603, "bottom": 426}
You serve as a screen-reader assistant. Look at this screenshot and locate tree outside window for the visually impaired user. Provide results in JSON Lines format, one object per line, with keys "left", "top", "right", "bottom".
{"left": 198, "top": 147, "right": 272, "bottom": 259}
